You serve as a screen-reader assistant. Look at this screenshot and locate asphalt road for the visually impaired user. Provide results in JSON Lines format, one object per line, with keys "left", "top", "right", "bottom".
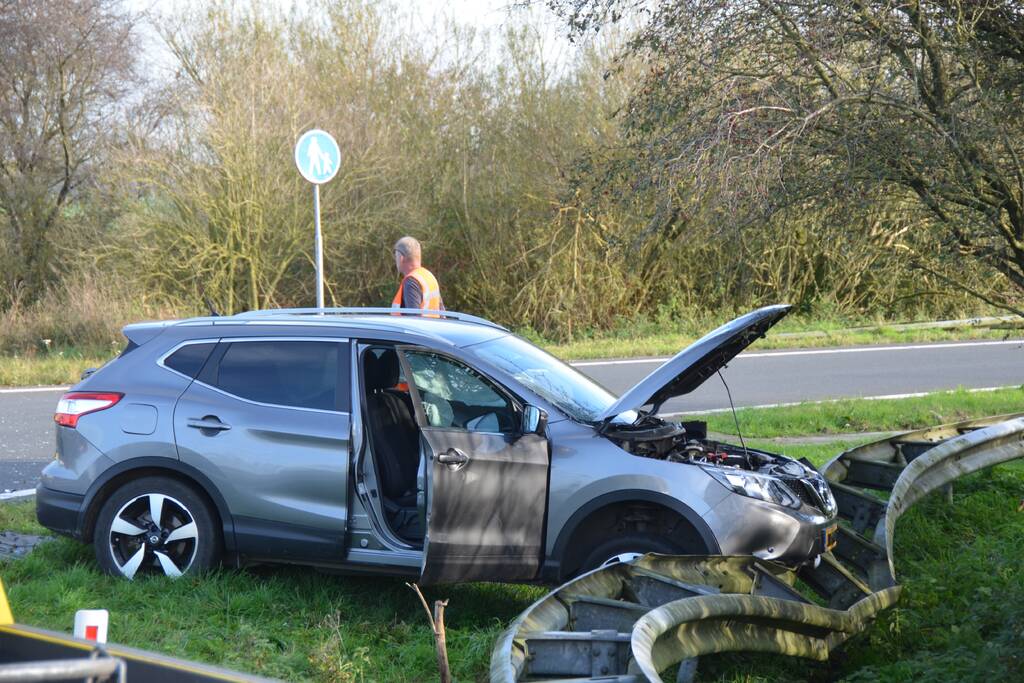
{"left": 576, "top": 338, "right": 1024, "bottom": 415}
{"left": 0, "top": 388, "right": 61, "bottom": 492}
{"left": 2, "top": 338, "right": 1022, "bottom": 492}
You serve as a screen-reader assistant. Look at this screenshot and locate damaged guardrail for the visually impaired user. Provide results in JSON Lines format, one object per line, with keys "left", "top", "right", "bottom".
{"left": 491, "top": 414, "right": 1024, "bottom": 683}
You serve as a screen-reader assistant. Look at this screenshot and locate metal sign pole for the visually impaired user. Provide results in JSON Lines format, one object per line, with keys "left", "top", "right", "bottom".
{"left": 314, "top": 183, "right": 324, "bottom": 309}
{"left": 294, "top": 129, "right": 340, "bottom": 311}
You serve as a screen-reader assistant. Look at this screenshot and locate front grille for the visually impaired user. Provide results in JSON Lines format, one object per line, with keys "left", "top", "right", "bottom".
{"left": 780, "top": 477, "right": 818, "bottom": 508}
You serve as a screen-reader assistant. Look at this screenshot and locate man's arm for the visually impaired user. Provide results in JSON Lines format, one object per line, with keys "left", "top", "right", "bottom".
{"left": 402, "top": 277, "right": 423, "bottom": 309}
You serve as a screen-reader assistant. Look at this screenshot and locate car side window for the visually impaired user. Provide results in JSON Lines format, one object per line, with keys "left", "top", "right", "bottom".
{"left": 211, "top": 341, "right": 348, "bottom": 412}
{"left": 403, "top": 351, "right": 516, "bottom": 433}
{"left": 164, "top": 342, "right": 216, "bottom": 379}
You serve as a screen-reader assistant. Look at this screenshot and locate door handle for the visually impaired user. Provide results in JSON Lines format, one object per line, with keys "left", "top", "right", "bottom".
{"left": 186, "top": 417, "right": 231, "bottom": 432}
{"left": 437, "top": 448, "right": 468, "bottom": 466}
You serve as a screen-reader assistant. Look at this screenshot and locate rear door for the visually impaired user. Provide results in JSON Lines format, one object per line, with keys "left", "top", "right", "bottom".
{"left": 171, "top": 337, "right": 351, "bottom": 561}
{"left": 399, "top": 348, "right": 550, "bottom": 584}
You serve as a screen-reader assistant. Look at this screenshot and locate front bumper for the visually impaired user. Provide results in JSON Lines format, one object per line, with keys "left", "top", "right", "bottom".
{"left": 708, "top": 491, "right": 836, "bottom": 565}
{"left": 34, "top": 484, "right": 84, "bottom": 540}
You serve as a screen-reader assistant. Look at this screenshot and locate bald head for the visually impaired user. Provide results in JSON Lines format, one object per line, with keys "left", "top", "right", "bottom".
{"left": 394, "top": 236, "right": 421, "bottom": 262}
{"left": 394, "top": 236, "right": 422, "bottom": 275}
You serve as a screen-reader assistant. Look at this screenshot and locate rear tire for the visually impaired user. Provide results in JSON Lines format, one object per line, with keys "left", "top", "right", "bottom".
{"left": 577, "top": 533, "right": 681, "bottom": 576}
{"left": 94, "top": 476, "right": 221, "bottom": 579}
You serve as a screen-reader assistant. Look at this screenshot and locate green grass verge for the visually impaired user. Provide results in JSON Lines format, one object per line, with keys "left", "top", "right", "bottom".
{"left": 2, "top": 319, "right": 1022, "bottom": 387}
{"left": 544, "top": 321, "right": 1020, "bottom": 361}
{"left": 4, "top": 457, "right": 1021, "bottom": 682}
{"left": 0, "top": 500, "right": 544, "bottom": 682}
{"left": 696, "top": 460, "right": 1024, "bottom": 683}
{"left": 0, "top": 353, "right": 112, "bottom": 387}
{"left": 0, "top": 499, "right": 47, "bottom": 535}
{"left": 704, "top": 386, "right": 1024, "bottom": 438}
{"left": 3, "top": 395, "right": 1022, "bottom": 680}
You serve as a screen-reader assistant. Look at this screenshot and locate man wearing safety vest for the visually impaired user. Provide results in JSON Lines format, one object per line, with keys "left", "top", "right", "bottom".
{"left": 392, "top": 236, "right": 444, "bottom": 311}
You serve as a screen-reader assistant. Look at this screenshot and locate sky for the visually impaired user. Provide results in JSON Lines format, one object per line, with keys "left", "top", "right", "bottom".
{"left": 127, "top": 0, "right": 579, "bottom": 77}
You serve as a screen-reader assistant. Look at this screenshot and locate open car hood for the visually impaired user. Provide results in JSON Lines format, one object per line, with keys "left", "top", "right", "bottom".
{"left": 598, "top": 304, "right": 792, "bottom": 423}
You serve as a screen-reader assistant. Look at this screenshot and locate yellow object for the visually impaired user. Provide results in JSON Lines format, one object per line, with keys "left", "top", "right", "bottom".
{"left": 0, "top": 578, "right": 13, "bottom": 625}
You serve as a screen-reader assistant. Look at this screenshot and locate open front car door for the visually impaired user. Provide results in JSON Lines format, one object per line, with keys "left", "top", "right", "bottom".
{"left": 398, "top": 348, "right": 550, "bottom": 584}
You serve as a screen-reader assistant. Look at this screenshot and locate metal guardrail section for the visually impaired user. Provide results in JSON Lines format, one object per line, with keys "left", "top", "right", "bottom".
{"left": 0, "top": 651, "right": 124, "bottom": 682}
{"left": 0, "top": 623, "right": 280, "bottom": 682}
{"left": 491, "top": 413, "right": 1024, "bottom": 683}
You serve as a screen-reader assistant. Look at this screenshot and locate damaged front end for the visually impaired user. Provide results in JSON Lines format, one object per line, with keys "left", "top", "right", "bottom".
{"left": 491, "top": 414, "right": 1024, "bottom": 683}
{"left": 605, "top": 416, "right": 837, "bottom": 528}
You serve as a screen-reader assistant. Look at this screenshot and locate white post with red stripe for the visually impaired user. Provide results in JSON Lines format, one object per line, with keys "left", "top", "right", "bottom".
{"left": 73, "top": 609, "right": 109, "bottom": 643}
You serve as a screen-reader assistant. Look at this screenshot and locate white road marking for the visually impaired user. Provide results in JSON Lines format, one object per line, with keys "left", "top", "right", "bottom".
{"left": 0, "top": 488, "right": 36, "bottom": 500}
{"left": 0, "top": 386, "right": 69, "bottom": 394}
{"left": 571, "top": 339, "right": 1024, "bottom": 367}
{"left": 662, "top": 385, "right": 1017, "bottom": 417}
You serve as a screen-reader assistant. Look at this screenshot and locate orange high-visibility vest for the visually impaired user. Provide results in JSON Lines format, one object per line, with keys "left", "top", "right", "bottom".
{"left": 392, "top": 266, "right": 442, "bottom": 311}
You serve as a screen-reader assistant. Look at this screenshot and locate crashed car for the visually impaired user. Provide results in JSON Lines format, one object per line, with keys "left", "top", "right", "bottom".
{"left": 35, "top": 304, "right": 836, "bottom": 583}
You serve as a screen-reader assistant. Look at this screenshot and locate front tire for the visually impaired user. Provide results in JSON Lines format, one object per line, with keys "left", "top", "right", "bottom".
{"left": 577, "top": 533, "right": 682, "bottom": 576}
{"left": 94, "top": 476, "right": 221, "bottom": 579}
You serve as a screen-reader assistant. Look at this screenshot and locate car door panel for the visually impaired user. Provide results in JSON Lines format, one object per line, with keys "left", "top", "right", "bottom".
{"left": 398, "top": 348, "right": 551, "bottom": 584}
{"left": 419, "top": 428, "right": 549, "bottom": 584}
{"left": 174, "top": 383, "right": 350, "bottom": 524}
{"left": 172, "top": 339, "right": 351, "bottom": 561}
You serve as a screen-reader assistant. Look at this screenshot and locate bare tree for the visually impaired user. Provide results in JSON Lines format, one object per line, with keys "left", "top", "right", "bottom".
{"left": 0, "top": 0, "right": 137, "bottom": 304}
{"left": 551, "top": 0, "right": 1024, "bottom": 314}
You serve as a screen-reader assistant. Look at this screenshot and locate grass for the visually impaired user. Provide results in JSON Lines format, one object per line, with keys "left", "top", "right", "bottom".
{"left": 0, "top": 501, "right": 544, "bottom": 682}
{"left": 703, "top": 386, "right": 1024, "bottom": 438}
{"left": 543, "top": 318, "right": 1022, "bottom": 361}
{"left": 4, "top": 459, "right": 1021, "bottom": 681}
{"left": 2, "top": 318, "right": 1022, "bottom": 387}
{"left": 0, "top": 351, "right": 112, "bottom": 387}
{"left": 695, "top": 457, "right": 1024, "bottom": 683}
{"left": 0, "top": 500, "right": 48, "bottom": 535}
{"left": 2, "top": 396, "right": 1022, "bottom": 681}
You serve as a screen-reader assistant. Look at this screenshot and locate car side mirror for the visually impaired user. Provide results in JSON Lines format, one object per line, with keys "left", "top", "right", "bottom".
{"left": 522, "top": 405, "right": 547, "bottom": 435}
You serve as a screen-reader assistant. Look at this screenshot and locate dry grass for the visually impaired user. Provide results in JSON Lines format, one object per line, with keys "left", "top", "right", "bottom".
{"left": 0, "top": 354, "right": 112, "bottom": 387}
{"left": 0, "top": 274, "right": 184, "bottom": 357}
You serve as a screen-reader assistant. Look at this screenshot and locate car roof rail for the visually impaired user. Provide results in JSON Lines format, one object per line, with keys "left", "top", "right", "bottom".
{"left": 231, "top": 307, "right": 509, "bottom": 331}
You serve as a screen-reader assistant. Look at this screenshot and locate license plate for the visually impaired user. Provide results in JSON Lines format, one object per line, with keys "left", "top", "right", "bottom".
{"left": 824, "top": 524, "right": 838, "bottom": 551}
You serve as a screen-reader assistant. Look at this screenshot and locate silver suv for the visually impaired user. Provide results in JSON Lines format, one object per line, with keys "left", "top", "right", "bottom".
{"left": 36, "top": 305, "right": 837, "bottom": 583}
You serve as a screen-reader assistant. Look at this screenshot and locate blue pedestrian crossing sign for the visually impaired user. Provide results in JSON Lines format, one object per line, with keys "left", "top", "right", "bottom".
{"left": 294, "top": 129, "right": 341, "bottom": 184}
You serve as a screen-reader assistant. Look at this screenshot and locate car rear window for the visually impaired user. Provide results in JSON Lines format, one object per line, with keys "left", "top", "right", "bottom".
{"left": 164, "top": 342, "right": 216, "bottom": 379}
{"left": 212, "top": 340, "right": 347, "bottom": 412}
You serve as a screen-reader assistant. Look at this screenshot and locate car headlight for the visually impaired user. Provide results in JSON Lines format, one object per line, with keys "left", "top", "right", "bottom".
{"left": 808, "top": 475, "right": 838, "bottom": 516}
{"left": 703, "top": 467, "right": 801, "bottom": 509}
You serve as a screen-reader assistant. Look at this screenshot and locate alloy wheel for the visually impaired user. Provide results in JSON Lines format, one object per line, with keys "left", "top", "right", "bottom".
{"left": 600, "top": 552, "right": 644, "bottom": 568}
{"left": 107, "top": 493, "right": 199, "bottom": 579}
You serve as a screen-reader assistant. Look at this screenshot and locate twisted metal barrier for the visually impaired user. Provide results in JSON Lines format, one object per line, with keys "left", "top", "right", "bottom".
{"left": 491, "top": 414, "right": 1024, "bottom": 683}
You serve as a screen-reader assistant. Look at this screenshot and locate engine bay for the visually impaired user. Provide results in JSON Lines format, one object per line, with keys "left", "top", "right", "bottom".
{"left": 604, "top": 416, "right": 836, "bottom": 515}
{"left": 604, "top": 417, "right": 775, "bottom": 470}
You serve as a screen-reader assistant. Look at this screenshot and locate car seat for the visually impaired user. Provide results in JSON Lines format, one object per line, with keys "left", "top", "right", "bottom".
{"left": 363, "top": 349, "right": 421, "bottom": 516}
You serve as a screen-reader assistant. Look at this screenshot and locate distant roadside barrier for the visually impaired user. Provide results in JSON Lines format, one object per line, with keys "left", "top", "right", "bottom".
{"left": 774, "top": 315, "right": 1023, "bottom": 339}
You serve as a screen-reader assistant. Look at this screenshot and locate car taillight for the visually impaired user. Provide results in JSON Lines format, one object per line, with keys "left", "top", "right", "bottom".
{"left": 54, "top": 392, "right": 123, "bottom": 428}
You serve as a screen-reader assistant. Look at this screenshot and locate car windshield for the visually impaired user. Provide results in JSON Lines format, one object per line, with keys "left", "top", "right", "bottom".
{"left": 471, "top": 334, "right": 619, "bottom": 423}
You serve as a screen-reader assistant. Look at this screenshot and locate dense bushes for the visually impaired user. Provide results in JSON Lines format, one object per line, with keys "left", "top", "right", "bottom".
{"left": 0, "top": 0, "right": 1005, "bottom": 352}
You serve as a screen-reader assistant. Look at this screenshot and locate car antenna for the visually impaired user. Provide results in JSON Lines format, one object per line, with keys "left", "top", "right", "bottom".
{"left": 717, "top": 369, "right": 750, "bottom": 463}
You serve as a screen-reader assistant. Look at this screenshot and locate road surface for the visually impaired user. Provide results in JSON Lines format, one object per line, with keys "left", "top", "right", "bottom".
{"left": 577, "top": 338, "right": 1024, "bottom": 415}
{"left": 1, "top": 338, "right": 1022, "bottom": 492}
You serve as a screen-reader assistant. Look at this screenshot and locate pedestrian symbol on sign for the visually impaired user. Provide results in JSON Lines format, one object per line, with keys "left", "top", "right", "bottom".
{"left": 294, "top": 129, "right": 340, "bottom": 185}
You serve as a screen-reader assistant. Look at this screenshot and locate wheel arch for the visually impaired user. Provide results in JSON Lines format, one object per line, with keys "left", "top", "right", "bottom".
{"left": 544, "top": 490, "right": 720, "bottom": 582}
{"left": 78, "top": 457, "right": 235, "bottom": 551}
